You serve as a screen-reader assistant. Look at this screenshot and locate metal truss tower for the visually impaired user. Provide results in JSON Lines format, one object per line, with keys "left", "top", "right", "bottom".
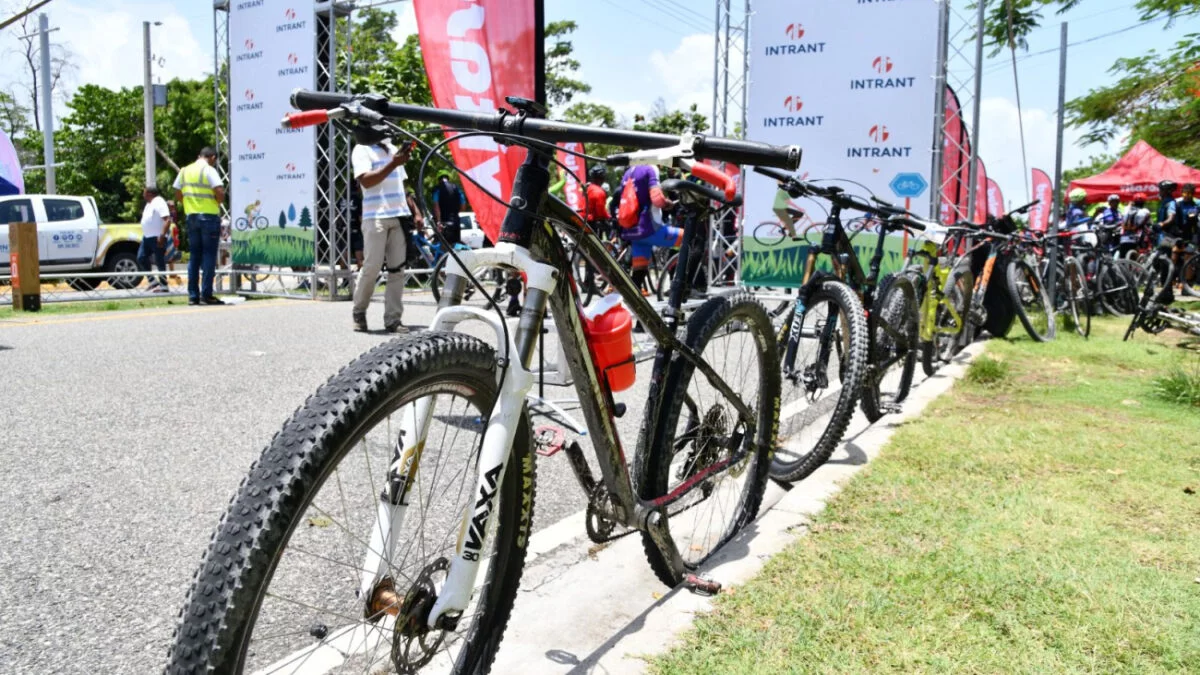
{"left": 709, "top": 0, "right": 751, "bottom": 288}
{"left": 931, "top": 0, "right": 986, "bottom": 223}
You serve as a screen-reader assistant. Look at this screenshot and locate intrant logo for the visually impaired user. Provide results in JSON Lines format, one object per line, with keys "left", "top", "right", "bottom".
{"left": 287, "top": 53, "right": 299, "bottom": 65}
{"left": 246, "top": 139, "right": 257, "bottom": 151}
{"left": 244, "top": 38, "right": 254, "bottom": 50}
{"left": 284, "top": 162, "right": 296, "bottom": 172}
{"left": 244, "top": 89, "right": 255, "bottom": 101}
{"left": 783, "top": 96, "right": 803, "bottom": 112}
{"left": 284, "top": 8, "right": 296, "bottom": 20}
{"left": 872, "top": 56, "right": 893, "bottom": 73}
{"left": 869, "top": 124, "right": 890, "bottom": 143}
{"left": 785, "top": 23, "right": 804, "bottom": 39}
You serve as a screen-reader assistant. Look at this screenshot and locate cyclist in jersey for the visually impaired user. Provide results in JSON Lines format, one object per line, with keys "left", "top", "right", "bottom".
{"left": 1120, "top": 193, "right": 1152, "bottom": 258}
{"left": 1155, "top": 179, "right": 1178, "bottom": 246}
{"left": 1095, "top": 194, "right": 1122, "bottom": 226}
{"left": 1176, "top": 183, "right": 1197, "bottom": 245}
{"left": 1065, "top": 188, "right": 1091, "bottom": 229}
{"left": 585, "top": 165, "right": 611, "bottom": 239}
{"left": 431, "top": 174, "right": 466, "bottom": 246}
{"left": 618, "top": 164, "right": 680, "bottom": 296}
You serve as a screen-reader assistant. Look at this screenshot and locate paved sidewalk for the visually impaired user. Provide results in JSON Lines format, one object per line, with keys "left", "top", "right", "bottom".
{"left": 492, "top": 342, "right": 985, "bottom": 673}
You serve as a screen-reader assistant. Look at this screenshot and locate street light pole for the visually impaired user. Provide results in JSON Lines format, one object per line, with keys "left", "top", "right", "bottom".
{"left": 39, "top": 13, "right": 55, "bottom": 194}
{"left": 143, "top": 20, "right": 156, "bottom": 187}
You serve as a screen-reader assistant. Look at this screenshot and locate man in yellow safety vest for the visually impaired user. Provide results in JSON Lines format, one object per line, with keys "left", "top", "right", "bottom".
{"left": 172, "top": 147, "right": 226, "bottom": 305}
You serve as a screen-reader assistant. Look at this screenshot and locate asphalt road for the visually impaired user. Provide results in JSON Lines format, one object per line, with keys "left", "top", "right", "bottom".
{"left": 0, "top": 292, "right": 669, "bottom": 674}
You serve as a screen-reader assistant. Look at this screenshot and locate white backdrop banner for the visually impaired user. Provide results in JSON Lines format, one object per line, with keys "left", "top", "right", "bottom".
{"left": 743, "top": 0, "right": 941, "bottom": 286}
{"left": 229, "top": 1, "right": 316, "bottom": 267}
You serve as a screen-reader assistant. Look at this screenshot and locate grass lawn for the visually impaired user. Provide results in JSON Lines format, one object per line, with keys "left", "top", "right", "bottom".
{"left": 0, "top": 296, "right": 193, "bottom": 320}
{"left": 653, "top": 317, "right": 1200, "bottom": 674}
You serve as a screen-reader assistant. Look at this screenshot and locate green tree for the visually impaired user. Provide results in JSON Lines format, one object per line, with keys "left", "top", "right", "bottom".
{"left": 633, "top": 100, "right": 709, "bottom": 135}
{"left": 983, "top": 0, "right": 1199, "bottom": 55}
{"left": 298, "top": 206, "right": 313, "bottom": 231}
{"left": 545, "top": 20, "right": 591, "bottom": 109}
{"left": 278, "top": 210, "right": 287, "bottom": 228}
{"left": 1065, "top": 39, "right": 1200, "bottom": 166}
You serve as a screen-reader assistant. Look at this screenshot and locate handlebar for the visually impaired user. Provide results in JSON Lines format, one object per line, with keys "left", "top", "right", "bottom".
{"left": 660, "top": 178, "right": 742, "bottom": 208}
{"left": 1007, "top": 199, "right": 1039, "bottom": 216}
{"left": 754, "top": 166, "right": 914, "bottom": 226}
{"left": 290, "top": 89, "right": 802, "bottom": 170}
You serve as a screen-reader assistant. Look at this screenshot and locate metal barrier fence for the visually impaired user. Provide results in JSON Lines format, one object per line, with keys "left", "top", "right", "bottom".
{"left": 0, "top": 265, "right": 443, "bottom": 306}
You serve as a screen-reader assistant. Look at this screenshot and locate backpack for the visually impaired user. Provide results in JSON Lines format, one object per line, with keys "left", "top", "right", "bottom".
{"left": 616, "top": 178, "right": 641, "bottom": 229}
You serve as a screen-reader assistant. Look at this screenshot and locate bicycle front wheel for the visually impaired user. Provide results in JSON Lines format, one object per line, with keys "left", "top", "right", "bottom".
{"left": 640, "top": 291, "right": 776, "bottom": 586}
{"left": 1007, "top": 259, "right": 1056, "bottom": 342}
{"left": 772, "top": 280, "right": 868, "bottom": 482}
{"left": 167, "top": 333, "right": 535, "bottom": 675}
{"left": 1061, "top": 257, "right": 1091, "bottom": 338}
{"left": 922, "top": 264, "right": 972, "bottom": 376}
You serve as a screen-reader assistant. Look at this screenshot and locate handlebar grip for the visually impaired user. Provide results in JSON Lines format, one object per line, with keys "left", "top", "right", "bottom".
{"left": 697, "top": 136, "right": 801, "bottom": 171}
{"left": 689, "top": 162, "right": 737, "bottom": 202}
{"left": 291, "top": 89, "right": 355, "bottom": 111}
{"left": 281, "top": 109, "right": 329, "bottom": 129}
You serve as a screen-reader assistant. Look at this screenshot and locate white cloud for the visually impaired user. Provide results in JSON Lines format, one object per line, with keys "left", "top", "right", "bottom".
{"left": 976, "top": 96, "right": 1113, "bottom": 209}
{"left": 648, "top": 33, "right": 716, "bottom": 114}
{"left": 390, "top": 1, "right": 418, "bottom": 43}
{"left": 48, "top": 1, "right": 208, "bottom": 93}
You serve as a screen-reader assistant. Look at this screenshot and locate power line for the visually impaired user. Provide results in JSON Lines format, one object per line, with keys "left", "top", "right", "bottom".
{"left": 639, "top": 0, "right": 714, "bottom": 35}
{"left": 981, "top": 18, "right": 1165, "bottom": 78}
{"left": 593, "top": 0, "right": 704, "bottom": 40}
{"left": 654, "top": 0, "right": 713, "bottom": 30}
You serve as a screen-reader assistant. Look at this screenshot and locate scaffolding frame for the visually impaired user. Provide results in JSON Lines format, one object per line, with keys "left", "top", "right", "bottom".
{"left": 709, "top": 0, "right": 751, "bottom": 288}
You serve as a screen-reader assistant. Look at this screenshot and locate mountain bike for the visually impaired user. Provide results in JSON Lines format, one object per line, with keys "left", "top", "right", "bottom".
{"left": 901, "top": 222, "right": 974, "bottom": 375}
{"left": 951, "top": 217, "right": 1055, "bottom": 344}
{"left": 752, "top": 167, "right": 921, "bottom": 482}
{"left": 1125, "top": 241, "right": 1200, "bottom": 341}
{"left": 234, "top": 214, "right": 270, "bottom": 231}
{"left": 165, "top": 91, "right": 800, "bottom": 675}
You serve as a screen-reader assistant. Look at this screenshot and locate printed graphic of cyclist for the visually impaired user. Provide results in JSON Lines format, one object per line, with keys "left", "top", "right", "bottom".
{"left": 244, "top": 199, "right": 262, "bottom": 221}
{"left": 773, "top": 186, "right": 800, "bottom": 238}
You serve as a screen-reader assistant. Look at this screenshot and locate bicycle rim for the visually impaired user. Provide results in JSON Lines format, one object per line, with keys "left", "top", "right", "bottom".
{"left": 1007, "top": 260, "right": 1056, "bottom": 342}
{"left": 861, "top": 274, "right": 918, "bottom": 421}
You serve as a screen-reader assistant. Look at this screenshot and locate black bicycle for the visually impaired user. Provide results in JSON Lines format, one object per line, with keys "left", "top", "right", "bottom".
{"left": 753, "top": 167, "right": 922, "bottom": 482}
{"left": 166, "top": 90, "right": 800, "bottom": 674}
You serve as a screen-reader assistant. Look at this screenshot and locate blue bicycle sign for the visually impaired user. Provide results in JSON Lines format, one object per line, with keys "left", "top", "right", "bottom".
{"left": 889, "top": 172, "right": 928, "bottom": 199}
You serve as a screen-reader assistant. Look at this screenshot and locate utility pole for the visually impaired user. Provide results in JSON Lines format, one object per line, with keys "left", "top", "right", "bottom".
{"left": 143, "top": 20, "right": 156, "bottom": 186}
{"left": 1047, "top": 22, "right": 1068, "bottom": 305}
{"left": 38, "top": 13, "right": 56, "bottom": 194}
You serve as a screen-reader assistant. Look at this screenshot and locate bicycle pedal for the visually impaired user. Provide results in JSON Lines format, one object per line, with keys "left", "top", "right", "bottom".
{"left": 682, "top": 573, "right": 722, "bottom": 596}
{"left": 534, "top": 425, "right": 565, "bottom": 457}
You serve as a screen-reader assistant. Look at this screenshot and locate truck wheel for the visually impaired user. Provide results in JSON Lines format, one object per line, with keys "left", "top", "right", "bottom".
{"left": 68, "top": 277, "right": 100, "bottom": 291}
{"left": 105, "top": 251, "right": 143, "bottom": 290}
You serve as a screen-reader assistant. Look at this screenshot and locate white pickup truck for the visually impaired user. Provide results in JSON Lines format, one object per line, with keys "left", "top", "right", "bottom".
{"left": 0, "top": 194, "right": 146, "bottom": 290}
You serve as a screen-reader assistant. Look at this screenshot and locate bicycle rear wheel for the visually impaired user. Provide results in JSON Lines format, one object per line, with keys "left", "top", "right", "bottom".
{"left": 167, "top": 333, "right": 535, "bottom": 675}
{"left": 639, "top": 292, "right": 776, "bottom": 586}
{"left": 771, "top": 280, "right": 868, "bottom": 483}
{"left": 1096, "top": 258, "right": 1138, "bottom": 315}
{"left": 1181, "top": 255, "right": 1200, "bottom": 297}
{"left": 861, "top": 274, "right": 918, "bottom": 422}
{"left": 922, "top": 265, "right": 972, "bottom": 376}
{"left": 1007, "top": 259, "right": 1056, "bottom": 342}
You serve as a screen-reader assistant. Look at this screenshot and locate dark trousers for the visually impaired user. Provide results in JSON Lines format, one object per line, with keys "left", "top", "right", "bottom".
{"left": 187, "top": 213, "right": 221, "bottom": 300}
{"left": 137, "top": 236, "right": 167, "bottom": 285}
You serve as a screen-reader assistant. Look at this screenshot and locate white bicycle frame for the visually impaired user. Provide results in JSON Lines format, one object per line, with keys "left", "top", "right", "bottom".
{"left": 356, "top": 243, "right": 558, "bottom": 628}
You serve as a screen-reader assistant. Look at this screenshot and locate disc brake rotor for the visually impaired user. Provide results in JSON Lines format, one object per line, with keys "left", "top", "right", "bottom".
{"left": 391, "top": 557, "right": 449, "bottom": 674}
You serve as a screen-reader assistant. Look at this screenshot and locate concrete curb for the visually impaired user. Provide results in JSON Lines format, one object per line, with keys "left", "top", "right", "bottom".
{"left": 492, "top": 341, "right": 988, "bottom": 674}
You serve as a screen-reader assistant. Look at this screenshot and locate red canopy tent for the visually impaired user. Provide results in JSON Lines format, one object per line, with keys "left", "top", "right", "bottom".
{"left": 1068, "top": 140, "right": 1200, "bottom": 203}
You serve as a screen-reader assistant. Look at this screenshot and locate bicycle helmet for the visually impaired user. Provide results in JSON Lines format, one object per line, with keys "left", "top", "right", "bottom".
{"left": 1068, "top": 187, "right": 1087, "bottom": 204}
{"left": 1133, "top": 192, "right": 1147, "bottom": 206}
{"left": 588, "top": 165, "right": 606, "bottom": 181}
{"left": 1159, "top": 179, "right": 1177, "bottom": 194}
{"left": 1107, "top": 194, "right": 1120, "bottom": 203}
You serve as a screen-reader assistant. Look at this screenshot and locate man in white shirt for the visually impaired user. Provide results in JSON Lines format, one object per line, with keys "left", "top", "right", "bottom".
{"left": 351, "top": 123, "right": 413, "bottom": 332}
{"left": 137, "top": 186, "right": 173, "bottom": 292}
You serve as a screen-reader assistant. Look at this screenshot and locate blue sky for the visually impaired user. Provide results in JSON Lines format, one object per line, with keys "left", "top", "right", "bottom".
{"left": 2, "top": 0, "right": 1197, "bottom": 204}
